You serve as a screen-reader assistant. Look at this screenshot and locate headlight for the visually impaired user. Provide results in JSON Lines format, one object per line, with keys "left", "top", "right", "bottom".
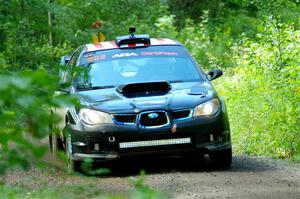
{"left": 79, "top": 108, "right": 112, "bottom": 125}
{"left": 193, "top": 98, "right": 220, "bottom": 117}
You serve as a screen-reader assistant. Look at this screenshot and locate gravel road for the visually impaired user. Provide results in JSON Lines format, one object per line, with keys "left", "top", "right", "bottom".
{"left": 4, "top": 155, "right": 300, "bottom": 199}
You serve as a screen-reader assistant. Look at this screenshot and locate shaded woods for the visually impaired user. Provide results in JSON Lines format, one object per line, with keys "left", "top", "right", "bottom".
{"left": 0, "top": 0, "right": 299, "bottom": 175}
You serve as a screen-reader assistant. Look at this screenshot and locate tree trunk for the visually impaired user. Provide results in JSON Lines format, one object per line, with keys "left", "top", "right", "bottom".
{"left": 21, "top": 0, "right": 25, "bottom": 16}
{"left": 48, "top": 0, "right": 53, "bottom": 47}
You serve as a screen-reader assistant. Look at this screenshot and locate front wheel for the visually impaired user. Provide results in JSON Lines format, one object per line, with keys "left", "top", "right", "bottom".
{"left": 209, "top": 148, "right": 232, "bottom": 169}
{"left": 66, "top": 135, "right": 82, "bottom": 173}
{"left": 49, "top": 133, "right": 65, "bottom": 155}
{"left": 67, "top": 158, "right": 82, "bottom": 173}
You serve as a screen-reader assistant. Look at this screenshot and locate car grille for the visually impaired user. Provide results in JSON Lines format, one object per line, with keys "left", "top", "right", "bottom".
{"left": 113, "top": 114, "right": 136, "bottom": 124}
{"left": 139, "top": 111, "right": 169, "bottom": 128}
{"left": 171, "top": 110, "right": 191, "bottom": 120}
{"left": 113, "top": 109, "right": 192, "bottom": 127}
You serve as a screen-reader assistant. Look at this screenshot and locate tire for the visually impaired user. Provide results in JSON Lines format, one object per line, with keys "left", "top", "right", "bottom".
{"left": 49, "top": 133, "right": 57, "bottom": 155}
{"left": 48, "top": 132, "right": 65, "bottom": 155}
{"left": 48, "top": 115, "right": 65, "bottom": 156}
{"left": 67, "top": 158, "right": 82, "bottom": 173}
{"left": 65, "top": 135, "right": 82, "bottom": 173}
{"left": 209, "top": 148, "right": 232, "bottom": 169}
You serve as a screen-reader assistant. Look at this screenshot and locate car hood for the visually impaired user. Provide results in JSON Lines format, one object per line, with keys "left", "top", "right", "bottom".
{"left": 76, "top": 81, "right": 216, "bottom": 114}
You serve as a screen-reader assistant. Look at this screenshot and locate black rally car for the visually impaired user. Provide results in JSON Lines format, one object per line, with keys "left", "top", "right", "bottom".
{"left": 53, "top": 29, "right": 232, "bottom": 171}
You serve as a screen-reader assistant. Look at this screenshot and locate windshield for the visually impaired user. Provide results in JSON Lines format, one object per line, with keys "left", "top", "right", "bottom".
{"left": 75, "top": 46, "right": 203, "bottom": 89}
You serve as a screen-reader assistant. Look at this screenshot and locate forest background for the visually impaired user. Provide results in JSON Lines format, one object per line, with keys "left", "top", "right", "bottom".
{"left": 0, "top": 0, "right": 299, "bottom": 176}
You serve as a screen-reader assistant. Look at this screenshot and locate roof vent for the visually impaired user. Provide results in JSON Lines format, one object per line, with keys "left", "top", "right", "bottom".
{"left": 115, "top": 27, "right": 151, "bottom": 47}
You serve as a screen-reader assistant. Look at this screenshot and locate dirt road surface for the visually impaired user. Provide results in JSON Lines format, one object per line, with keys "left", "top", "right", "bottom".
{"left": 4, "top": 155, "right": 300, "bottom": 198}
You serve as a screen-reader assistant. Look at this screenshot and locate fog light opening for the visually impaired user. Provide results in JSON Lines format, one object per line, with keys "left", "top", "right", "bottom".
{"left": 218, "top": 136, "right": 223, "bottom": 142}
{"left": 94, "top": 143, "right": 99, "bottom": 151}
{"left": 72, "top": 142, "right": 86, "bottom": 147}
{"left": 210, "top": 134, "right": 214, "bottom": 142}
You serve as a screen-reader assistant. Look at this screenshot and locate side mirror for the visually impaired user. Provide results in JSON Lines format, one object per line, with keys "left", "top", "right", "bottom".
{"left": 57, "top": 82, "right": 70, "bottom": 93}
{"left": 60, "top": 55, "right": 71, "bottom": 66}
{"left": 207, "top": 69, "right": 223, "bottom": 81}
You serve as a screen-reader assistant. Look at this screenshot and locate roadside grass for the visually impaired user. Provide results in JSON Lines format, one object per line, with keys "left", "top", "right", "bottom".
{"left": 0, "top": 182, "right": 167, "bottom": 199}
{"left": 290, "top": 154, "right": 300, "bottom": 163}
{"left": 0, "top": 168, "right": 168, "bottom": 199}
{"left": 0, "top": 184, "right": 107, "bottom": 199}
{"left": 212, "top": 18, "right": 300, "bottom": 160}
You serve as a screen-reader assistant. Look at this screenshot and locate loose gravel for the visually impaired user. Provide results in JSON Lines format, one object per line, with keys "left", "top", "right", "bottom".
{"left": 4, "top": 155, "right": 300, "bottom": 199}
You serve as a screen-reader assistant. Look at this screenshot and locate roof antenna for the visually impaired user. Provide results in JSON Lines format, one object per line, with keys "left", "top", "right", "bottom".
{"left": 129, "top": 27, "right": 136, "bottom": 37}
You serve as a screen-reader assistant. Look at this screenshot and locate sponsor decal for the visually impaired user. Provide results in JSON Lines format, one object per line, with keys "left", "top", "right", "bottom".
{"left": 86, "top": 54, "right": 106, "bottom": 62}
{"left": 112, "top": 52, "right": 139, "bottom": 58}
{"left": 84, "top": 53, "right": 93, "bottom": 58}
{"left": 141, "top": 51, "right": 179, "bottom": 56}
{"left": 171, "top": 124, "right": 177, "bottom": 133}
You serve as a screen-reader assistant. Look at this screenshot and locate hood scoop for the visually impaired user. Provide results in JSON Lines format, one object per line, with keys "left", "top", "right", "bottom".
{"left": 117, "top": 81, "right": 171, "bottom": 93}
{"left": 187, "top": 84, "right": 208, "bottom": 97}
{"left": 78, "top": 93, "right": 109, "bottom": 104}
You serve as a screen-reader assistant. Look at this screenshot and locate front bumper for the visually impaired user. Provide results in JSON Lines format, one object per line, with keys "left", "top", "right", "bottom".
{"left": 66, "top": 110, "right": 231, "bottom": 161}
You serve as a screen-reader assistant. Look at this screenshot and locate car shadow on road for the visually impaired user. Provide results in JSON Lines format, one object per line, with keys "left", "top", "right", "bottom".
{"left": 90, "top": 155, "right": 278, "bottom": 177}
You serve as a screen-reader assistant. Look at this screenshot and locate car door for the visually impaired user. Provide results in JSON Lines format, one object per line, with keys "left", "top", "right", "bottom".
{"left": 53, "top": 48, "right": 82, "bottom": 134}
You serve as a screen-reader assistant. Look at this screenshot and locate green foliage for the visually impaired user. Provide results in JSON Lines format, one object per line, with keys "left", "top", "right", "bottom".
{"left": 0, "top": 184, "right": 106, "bottom": 199}
{"left": 0, "top": 0, "right": 57, "bottom": 69}
{"left": 0, "top": 170, "right": 168, "bottom": 199}
{"left": 177, "top": 11, "right": 235, "bottom": 69}
{"left": 0, "top": 2, "right": 299, "bottom": 199}
{"left": 162, "top": 0, "right": 300, "bottom": 158}
{"left": 0, "top": 0, "right": 299, "bottom": 179}
{"left": 129, "top": 171, "right": 169, "bottom": 199}
{"left": 166, "top": 0, "right": 299, "bottom": 69}
{"left": 216, "top": 17, "right": 300, "bottom": 158}
{"left": 0, "top": 0, "right": 170, "bottom": 70}
{"left": 0, "top": 68, "right": 76, "bottom": 174}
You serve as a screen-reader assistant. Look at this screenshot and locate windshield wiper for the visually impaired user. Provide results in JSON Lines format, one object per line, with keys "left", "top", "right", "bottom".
{"left": 169, "top": 80, "right": 183, "bottom": 83}
{"left": 76, "top": 85, "right": 114, "bottom": 91}
{"left": 169, "top": 79, "right": 200, "bottom": 83}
